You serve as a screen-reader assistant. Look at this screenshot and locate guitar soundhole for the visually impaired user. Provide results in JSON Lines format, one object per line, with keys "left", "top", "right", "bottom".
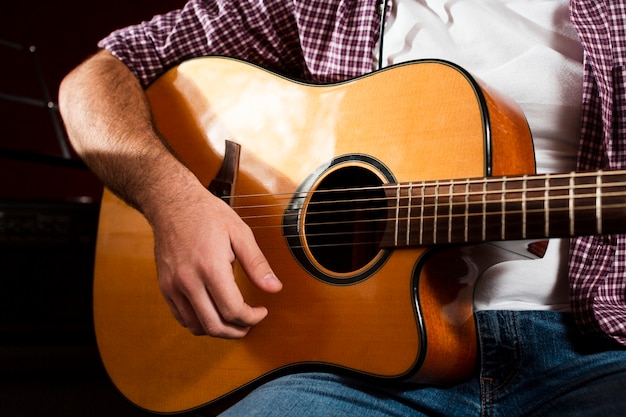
{"left": 305, "top": 166, "right": 387, "bottom": 273}
{"left": 284, "top": 155, "right": 393, "bottom": 285}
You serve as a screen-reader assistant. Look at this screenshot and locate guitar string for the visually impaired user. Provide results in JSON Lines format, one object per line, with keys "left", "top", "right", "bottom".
{"left": 233, "top": 176, "right": 626, "bottom": 218}
{"left": 259, "top": 201, "right": 626, "bottom": 251}
{"left": 232, "top": 170, "right": 626, "bottom": 210}
{"left": 273, "top": 198, "right": 626, "bottom": 236}
{"left": 232, "top": 174, "right": 626, "bottom": 220}
{"left": 223, "top": 175, "right": 626, "bottom": 249}
{"left": 250, "top": 200, "right": 626, "bottom": 250}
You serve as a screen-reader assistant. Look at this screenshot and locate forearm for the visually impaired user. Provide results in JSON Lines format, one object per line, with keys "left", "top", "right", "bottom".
{"left": 59, "top": 49, "right": 281, "bottom": 338}
{"left": 58, "top": 49, "right": 203, "bottom": 224}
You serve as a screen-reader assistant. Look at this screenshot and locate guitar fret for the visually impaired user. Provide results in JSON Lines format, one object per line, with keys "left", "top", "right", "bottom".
{"left": 522, "top": 175, "right": 528, "bottom": 239}
{"left": 433, "top": 180, "right": 439, "bottom": 244}
{"left": 463, "top": 180, "right": 470, "bottom": 242}
{"left": 448, "top": 179, "right": 454, "bottom": 243}
{"left": 394, "top": 183, "right": 400, "bottom": 247}
{"left": 406, "top": 183, "right": 413, "bottom": 246}
{"left": 420, "top": 182, "right": 426, "bottom": 245}
{"left": 501, "top": 177, "right": 506, "bottom": 240}
{"left": 543, "top": 174, "right": 550, "bottom": 237}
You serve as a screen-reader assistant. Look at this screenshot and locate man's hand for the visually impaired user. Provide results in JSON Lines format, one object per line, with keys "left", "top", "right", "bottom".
{"left": 152, "top": 189, "right": 283, "bottom": 339}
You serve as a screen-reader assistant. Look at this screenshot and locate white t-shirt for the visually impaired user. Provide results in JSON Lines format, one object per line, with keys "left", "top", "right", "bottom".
{"left": 376, "top": 0, "right": 583, "bottom": 311}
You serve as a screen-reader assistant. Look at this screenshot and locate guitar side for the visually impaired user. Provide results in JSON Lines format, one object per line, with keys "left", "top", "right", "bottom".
{"left": 92, "top": 57, "right": 534, "bottom": 413}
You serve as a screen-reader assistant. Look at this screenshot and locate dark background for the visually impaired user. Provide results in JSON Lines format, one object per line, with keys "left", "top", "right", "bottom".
{"left": 0, "top": 1, "right": 190, "bottom": 416}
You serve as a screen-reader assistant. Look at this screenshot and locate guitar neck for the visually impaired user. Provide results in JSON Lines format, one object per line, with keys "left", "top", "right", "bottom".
{"left": 381, "top": 169, "right": 626, "bottom": 248}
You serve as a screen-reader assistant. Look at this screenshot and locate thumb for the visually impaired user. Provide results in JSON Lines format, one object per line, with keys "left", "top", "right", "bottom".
{"left": 232, "top": 230, "right": 283, "bottom": 293}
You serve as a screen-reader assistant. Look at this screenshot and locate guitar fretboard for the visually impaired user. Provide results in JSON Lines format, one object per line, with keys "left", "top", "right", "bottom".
{"left": 380, "top": 170, "right": 626, "bottom": 248}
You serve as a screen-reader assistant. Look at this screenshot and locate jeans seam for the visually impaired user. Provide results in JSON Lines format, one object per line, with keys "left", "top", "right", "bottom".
{"left": 480, "top": 377, "right": 493, "bottom": 417}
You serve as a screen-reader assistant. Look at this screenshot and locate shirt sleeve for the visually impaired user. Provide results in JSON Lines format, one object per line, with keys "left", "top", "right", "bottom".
{"left": 98, "top": 0, "right": 308, "bottom": 87}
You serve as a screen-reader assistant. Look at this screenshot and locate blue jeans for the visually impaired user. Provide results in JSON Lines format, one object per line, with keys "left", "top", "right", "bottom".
{"left": 216, "top": 311, "right": 626, "bottom": 416}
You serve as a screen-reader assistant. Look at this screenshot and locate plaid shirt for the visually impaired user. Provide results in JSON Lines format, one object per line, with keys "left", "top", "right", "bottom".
{"left": 100, "top": 0, "right": 626, "bottom": 345}
{"left": 569, "top": 1, "right": 626, "bottom": 345}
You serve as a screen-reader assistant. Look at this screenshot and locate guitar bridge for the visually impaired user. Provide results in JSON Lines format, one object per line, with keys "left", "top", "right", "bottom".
{"left": 207, "top": 140, "right": 241, "bottom": 206}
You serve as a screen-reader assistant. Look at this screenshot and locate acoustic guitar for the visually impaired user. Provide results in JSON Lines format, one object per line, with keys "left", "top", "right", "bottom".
{"left": 93, "top": 57, "right": 626, "bottom": 414}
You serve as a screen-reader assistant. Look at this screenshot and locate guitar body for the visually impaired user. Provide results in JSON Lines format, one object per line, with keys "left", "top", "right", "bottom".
{"left": 93, "top": 57, "right": 534, "bottom": 413}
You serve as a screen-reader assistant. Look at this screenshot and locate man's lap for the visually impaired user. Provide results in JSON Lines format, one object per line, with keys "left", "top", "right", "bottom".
{"left": 215, "top": 311, "right": 626, "bottom": 416}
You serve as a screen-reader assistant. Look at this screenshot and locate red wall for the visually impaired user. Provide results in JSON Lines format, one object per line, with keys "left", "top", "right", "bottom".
{"left": 0, "top": 0, "right": 186, "bottom": 202}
